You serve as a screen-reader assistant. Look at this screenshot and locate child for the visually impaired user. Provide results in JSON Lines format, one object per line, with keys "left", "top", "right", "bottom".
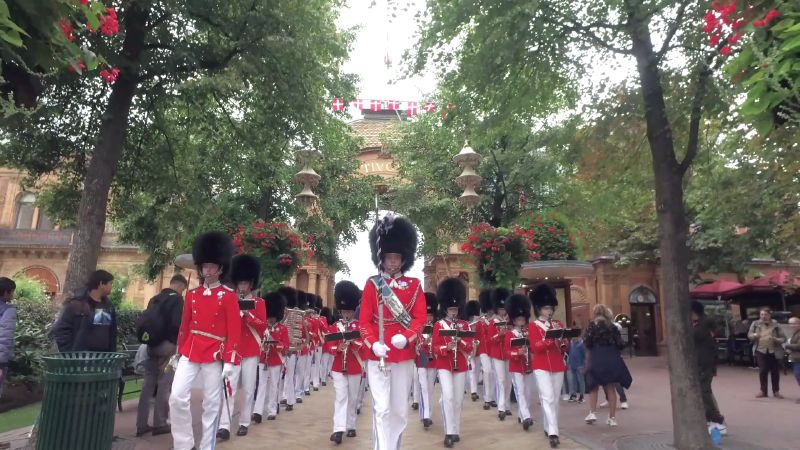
{"left": 566, "top": 333, "right": 586, "bottom": 403}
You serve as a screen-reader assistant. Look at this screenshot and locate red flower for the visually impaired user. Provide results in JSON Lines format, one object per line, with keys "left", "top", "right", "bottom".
{"left": 727, "top": 33, "right": 742, "bottom": 45}
{"left": 99, "top": 8, "right": 119, "bottom": 36}
{"left": 59, "top": 19, "right": 76, "bottom": 41}
{"left": 708, "top": 34, "right": 721, "bottom": 46}
{"left": 753, "top": 20, "right": 765, "bottom": 27}
{"left": 732, "top": 19, "right": 747, "bottom": 30}
{"left": 720, "top": 46, "right": 731, "bottom": 56}
{"left": 765, "top": 10, "right": 780, "bottom": 22}
{"left": 67, "top": 60, "right": 86, "bottom": 73}
{"left": 100, "top": 67, "right": 120, "bottom": 83}
{"left": 79, "top": 0, "right": 90, "bottom": 4}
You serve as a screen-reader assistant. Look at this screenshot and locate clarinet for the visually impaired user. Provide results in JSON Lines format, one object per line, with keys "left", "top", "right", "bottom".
{"left": 450, "top": 318, "right": 460, "bottom": 372}
{"left": 522, "top": 328, "right": 532, "bottom": 374}
{"left": 341, "top": 319, "right": 350, "bottom": 374}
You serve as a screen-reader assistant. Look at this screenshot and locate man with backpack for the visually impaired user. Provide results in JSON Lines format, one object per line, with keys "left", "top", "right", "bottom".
{"left": 135, "top": 274, "right": 188, "bottom": 437}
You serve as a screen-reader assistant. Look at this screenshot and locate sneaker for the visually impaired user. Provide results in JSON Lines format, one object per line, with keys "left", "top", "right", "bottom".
{"left": 561, "top": 394, "right": 571, "bottom": 401}
{"left": 599, "top": 400, "right": 608, "bottom": 408}
{"left": 607, "top": 417, "right": 617, "bottom": 427}
{"left": 773, "top": 392, "right": 784, "bottom": 399}
{"left": 568, "top": 394, "right": 577, "bottom": 403}
{"left": 710, "top": 422, "right": 728, "bottom": 436}
{"left": 585, "top": 412, "right": 597, "bottom": 424}
{"left": 755, "top": 392, "right": 767, "bottom": 398}
{"left": 578, "top": 395, "right": 584, "bottom": 403}
{"left": 620, "top": 401, "right": 629, "bottom": 410}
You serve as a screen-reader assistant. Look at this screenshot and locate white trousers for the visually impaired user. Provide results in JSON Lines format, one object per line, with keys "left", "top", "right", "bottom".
{"left": 296, "top": 354, "right": 310, "bottom": 397}
{"left": 479, "top": 354, "right": 496, "bottom": 402}
{"left": 311, "top": 347, "right": 323, "bottom": 388}
{"left": 491, "top": 358, "right": 512, "bottom": 411}
{"left": 283, "top": 354, "right": 298, "bottom": 404}
{"left": 367, "top": 359, "right": 414, "bottom": 450}
{"left": 417, "top": 367, "right": 436, "bottom": 420}
{"left": 332, "top": 371, "right": 361, "bottom": 432}
{"left": 411, "top": 367, "right": 421, "bottom": 404}
{"left": 169, "top": 357, "right": 222, "bottom": 450}
{"left": 437, "top": 370, "right": 466, "bottom": 435}
{"left": 320, "top": 352, "right": 333, "bottom": 382}
{"left": 511, "top": 372, "right": 537, "bottom": 421}
{"left": 357, "top": 374, "right": 368, "bottom": 410}
{"left": 469, "top": 356, "right": 481, "bottom": 394}
{"left": 218, "top": 356, "right": 258, "bottom": 430}
{"left": 535, "top": 370, "right": 564, "bottom": 437}
{"left": 253, "top": 364, "right": 282, "bottom": 416}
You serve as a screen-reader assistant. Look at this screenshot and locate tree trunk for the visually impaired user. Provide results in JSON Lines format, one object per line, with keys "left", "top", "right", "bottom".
{"left": 62, "top": 4, "right": 151, "bottom": 297}
{"left": 625, "top": 7, "right": 713, "bottom": 450}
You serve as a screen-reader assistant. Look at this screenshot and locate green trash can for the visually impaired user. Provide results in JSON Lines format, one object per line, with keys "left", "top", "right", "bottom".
{"left": 36, "top": 352, "right": 127, "bottom": 450}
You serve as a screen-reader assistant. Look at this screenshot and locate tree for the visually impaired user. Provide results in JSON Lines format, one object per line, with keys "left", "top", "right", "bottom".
{"left": 410, "top": 0, "right": 731, "bottom": 446}
{"left": 1, "top": 0, "right": 367, "bottom": 292}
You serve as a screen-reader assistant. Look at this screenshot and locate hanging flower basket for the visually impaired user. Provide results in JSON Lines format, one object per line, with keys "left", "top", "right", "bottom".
{"left": 232, "top": 221, "right": 314, "bottom": 292}
{"left": 461, "top": 223, "right": 540, "bottom": 289}
{"left": 514, "top": 211, "right": 578, "bottom": 261}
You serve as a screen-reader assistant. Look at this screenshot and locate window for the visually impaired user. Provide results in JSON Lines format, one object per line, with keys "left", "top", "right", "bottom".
{"left": 36, "top": 210, "right": 54, "bottom": 230}
{"left": 14, "top": 192, "right": 36, "bottom": 229}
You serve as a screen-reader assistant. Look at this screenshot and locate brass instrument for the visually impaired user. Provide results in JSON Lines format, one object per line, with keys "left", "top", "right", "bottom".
{"left": 283, "top": 307, "right": 308, "bottom": 353}
{"left": 521, "top": 328, "right": 532, "bottom": 374}
{"left": 341, "top": 319, "right": 350, "bottom": 374}
{"left": 449, "top": 319, "right": 460, "bottom": 372}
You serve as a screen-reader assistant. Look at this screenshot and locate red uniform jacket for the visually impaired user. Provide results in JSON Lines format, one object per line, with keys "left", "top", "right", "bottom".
{"left": 476, "top": 318, "right": 491, "bottom": 356}
{"left": 262, "top": 322, "right": 289, "bottom": 367}
{"left": 505, "top": 328, "right": 532, "bottom": 374}
{"left": 359, "top": 274, "right": 426, "bottom": 363}
{"left": 324, "top": 320, "right": 366, "bottom": 374}
{"left": 317, "top": 316, "right": 328, "bottom": 344}
{"left": 239, "top": 296, "right": 267, "bottom": 358}
{"left": 529, "top": 319, "right": 567, "bottom": 372}
{"left": 177, "top": 284, "right": 241, "bottom": 364}
{"left": 432, "top": 319, "right": 474, "bottom": 372}
{"left": 302, "top": 316, "right": 318, "bottom": 355}
{"left": 487, "top": 317, "right": 510, "bottom": 360}
{"left": 415, "top": 322, "right": 435, "bottom": 368}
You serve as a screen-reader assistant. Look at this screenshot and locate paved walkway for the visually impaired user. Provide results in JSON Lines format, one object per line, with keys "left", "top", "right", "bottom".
{"left": 2, "top": 356, "right": 798, "bottom": 449}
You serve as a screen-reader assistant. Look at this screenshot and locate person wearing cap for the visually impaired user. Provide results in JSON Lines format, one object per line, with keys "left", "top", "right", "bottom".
{"left": 529, "top": 284, "right": 568, "bottom": 448}
{"left": 465, "top": 299, "right": 482, "bottom": 402}
{"left": 432, "top": 278, "right": 474, "bottom": 448}
{"left": 326, "top": 281, "right": 368, "bottom": 444}
{"left": 487, "top": 287, "right": 513, "bottom": 420}
{"left": 476, "top": 289, "right": 497, "bottom": 410}
{"left": 217, "top": 254, "right": 267, "bottom": 439}
{"left": 414, "top": 292, "right": 438, "bottom": 429}
{"left": 169, "top": 232, "right": 241, "bottom": 450}
{"left": 505, "top": 294, "right": 536, "bottom": 432}
{"left": 252, "top": 292, "right": 289, "bottom": 423}
{"left": 359, "top": 214, "right": 427, "bottom": 450}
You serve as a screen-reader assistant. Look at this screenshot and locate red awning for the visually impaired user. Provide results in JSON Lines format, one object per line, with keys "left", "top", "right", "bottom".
{"left": 690, "top": 280, "right": 745, "bottom": 299}
{"left": 725, "top": 270, "right": 800, "bottom": 295}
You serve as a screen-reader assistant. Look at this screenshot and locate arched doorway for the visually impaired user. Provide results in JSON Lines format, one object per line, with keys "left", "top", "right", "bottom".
{"left": 22, "top": 266, "right": 60, "bottom": 297}
{"left": 629, "top": 286, "right": 658, "bottom": 356}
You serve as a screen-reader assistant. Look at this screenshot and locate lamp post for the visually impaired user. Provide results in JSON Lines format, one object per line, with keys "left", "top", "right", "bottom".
{"left": 295, "top": 148, "right": 322, "bottom": 212}
{"left": 453, "top": 141, "right": 482, "bottom": 207}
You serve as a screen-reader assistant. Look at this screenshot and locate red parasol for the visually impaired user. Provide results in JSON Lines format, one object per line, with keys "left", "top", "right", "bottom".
{"left": 690, "top": 280, "right": 745, "bottom": 299}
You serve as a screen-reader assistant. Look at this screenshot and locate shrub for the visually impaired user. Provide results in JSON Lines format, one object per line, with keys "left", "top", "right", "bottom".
{"left": 116, "top": 302, "right": 142, "bottom": 348}
{"left": 7, "top": 276, "right": 59, "bottom": 384}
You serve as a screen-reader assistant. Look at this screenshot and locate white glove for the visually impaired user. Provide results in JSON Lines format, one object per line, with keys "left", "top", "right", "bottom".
{"left": 222, "top": 363, "right": 236, "bottom": 379}
{"left": 371, "top": 342, "right": 390, "bottom": 358}
{"left": 391, "top": 333, "right": 408, "bottom": 349}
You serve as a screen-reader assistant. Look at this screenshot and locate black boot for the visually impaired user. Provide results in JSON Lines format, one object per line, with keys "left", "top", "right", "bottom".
{"left": 483, "top": 402, "right": 491, "bottom": 410}
{"left": 216, "top": 429, "right": 230, "bottom": 441}
{"left": 321, "top": 381, "right": 327, "bottom": 386}
{"left": 411, "top": 402, "right": 419, "bottom": 410}
{"left": 330, "top": 431, "right": 343, "bottom": 444}
{"left": 471, "top": 393, "right": 479, "bottom": 401}
{"left": 357, "top": 408, "right": 361, "bottom": 415}
{"left": 267, "top": 415, "right": 276, "bottom": 420}
{"left": 285, "top": 404, "right": 294, "bottom": 411}
{"left": 505, "top": 410, "right": 512, "bottom": 416}
{"left": 252, "top": 413, "right": 262, "bottom": 424}
{"left": 296, "top": 397, "right": 303, "bottom": 404}
{"left": 444, "top": 435, "right": 455, "bottom": 448}
{"left": 236, "top": 425, "right": 248, "bottom": 436}
{"left": 522, "top": 418, "right": 533, "bottom": 431}
{"left": 549, "top": 435, "right": 560, "bottom": 448}
{"left": 490, "top": 401, "right": 497, "bottom": 408}
{"left": 347, "top": 429, "right": 357, "bottom": 437}
{"left": 423, "top": 418, "right": 433, "bottom": 429}
{"left": 453, "top": 435, "right": 460, "bottom": 442}
{"left": 498, "top": 411, "right": 507, "bottom": 421}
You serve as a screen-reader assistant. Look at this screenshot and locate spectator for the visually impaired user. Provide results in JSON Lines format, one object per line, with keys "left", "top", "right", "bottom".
{"left": 0, "top": 277, "right": 17, "bottom": 399}
{"left": 785, "top": 317, "right": 800, "bottom": 404}
{"left": 51, "top": 270, "right": 117, "bottom": 352}
{"left": 583, "top": 305, "right": 632, "bottom": 428}
{"left": 747, "top": 307, "right": 787, "bottom": 398}
{"left": 135, "top": 274, "right": 188, "bottom": 437}
{"left": 691, "top": 300, "right": 726, "bottom": 435}
{"left": 566, "top": 333, "right": 586, "bottom": 403}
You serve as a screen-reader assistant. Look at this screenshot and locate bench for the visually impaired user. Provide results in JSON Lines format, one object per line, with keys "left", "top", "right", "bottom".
{"left": 118, "top": 342, "right": 144, "bottom": 411}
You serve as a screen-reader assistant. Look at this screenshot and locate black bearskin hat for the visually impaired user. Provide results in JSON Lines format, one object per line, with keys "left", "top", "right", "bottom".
{"left": 192, "top": 231, "right": 234, "bottom": 274}
{"left": 690, "top": 300, "right": 705, "bottom": 317}
{"left": 277, "top": 286, "right": 298, "bottom": 309}
{"left": 424, "top": 292, "right": 438, "bottom": 315}
{"left": 297, "top": 291, "right": 309, "bottom": 310}
{"left": 507, "top": 294, "right": 532, "bottom": 321}
{"left": 230, "top": 254, "right": 261, "bottom": 289}
{"left": 335, "top": 281, "right": 361, "bottom": 311}
{"left": 265, "top": 292, "right": 286, "bottom": 322}
{"left": 369, "top": 214, "right": 418, "bottom": 273}
{"left": 492, "top": 287, "right": 511, "bottom": 311}
{"left": 437, "top": 277, "right": 467, "bottom": 313}
{"left": 530, "top": 284, "right": 558, "bottom": 310}
{"left": 479, "top": 289, "right": 493, "bottom": 314}
{"left": 320, "top": 307, "right": 334, "bottom": 325}
{"left": 465, "top": 300, "right": 481, "bottom": 318}
{"left": 316, "top": 295, "right": 324, "bottom": 310}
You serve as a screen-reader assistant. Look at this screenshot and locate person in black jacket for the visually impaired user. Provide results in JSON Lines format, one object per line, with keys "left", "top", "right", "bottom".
{"left": 691, "top": 301, "right": 726, "bottom": 435}
{"left": 51, "top": 270, "right": 117, "bottom": 353}
{"left": 136, "top": 274, "right": 188, "bottom": 437}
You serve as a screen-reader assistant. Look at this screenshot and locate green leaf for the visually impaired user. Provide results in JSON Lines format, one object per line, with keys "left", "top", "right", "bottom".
{"left": 770, "top": 18, "right": 796, "bottom": 32}
{"left": 0, "top": 29, "right": 23, "bottom": 47}
{"left": 86, "top": 12, "right": 100, "bottom": 31}
{"left": 753, "top": 115, "right": 774, "bottom": 134}
{"left": 780, "top": 35, "right": 800, "bottom": 52}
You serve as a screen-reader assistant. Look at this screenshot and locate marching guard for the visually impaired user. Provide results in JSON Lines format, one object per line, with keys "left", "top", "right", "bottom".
{"left": 505, "top": 294, "right": 536, "bottom": 432}
{"left": 529, "top": 284, "right": 568, "bottom": 448}
{"left": 326, "top": 281, "right": 367, "bottom": 444}
{"left": 169, "top": 232, "right": 241, "bottom": 450}
{"left": 432, "top": 278, "right": 474, "bottom": 448}
{"left": 477, "top": 290, "right": 496, "bottom": 410}
{"left": 217, "top": 254, "right": 267, "bottom": 439}
{"left": 278, "top": 286, "right": 301, "bottom": 411}
{"left": 320, "top": 306, "right": 335, "bottom": 385}
{"left": 488, "top": 288, "right": 513, "bottom": 420}
{"left": 311, "top": 295, "right": 326, "bottom": 391}
{"left": 300, "top": 292, "right": 316, "bottom": 397}
{"left": 252, "top": 292, "right": 289, "bottom": 423}
{"left": 359, "top": 214, "right": 427, "bottom": 450}
{"left": 465, "top": 299, "right": 482, "bottom": 402}
{"left": 414, "top": 292, "right": 438, "bottom": 429}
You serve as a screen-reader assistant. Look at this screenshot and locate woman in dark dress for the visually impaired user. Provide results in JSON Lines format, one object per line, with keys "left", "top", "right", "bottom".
{"left": 583, "top": 304, "right": 632, "bottom": 427}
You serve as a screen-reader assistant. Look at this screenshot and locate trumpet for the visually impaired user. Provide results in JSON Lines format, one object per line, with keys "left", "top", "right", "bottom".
{"left": 341, "top": 319, "right": 351, "bottom": 374}
{"left": 449, "top": 319, "right": 460, "bottom": 372}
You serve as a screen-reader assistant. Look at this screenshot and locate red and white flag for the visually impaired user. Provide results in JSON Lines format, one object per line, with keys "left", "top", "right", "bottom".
{"left": 387, "top": 100, "right": 401, "bottom": 111}
{"left": 424, "top": 101, "right": 437, "bottom": 112}
{"left": 331, "top": 98, "right": 345, "bottom": 111}
{"left": 351, "top": 99, "right": 364, "bottom": 110}
{"left": 406, "top": 101, "right": 418, "bottom": 117}
{"left": 370, "top": 100, "right": 383, "bottom": 112}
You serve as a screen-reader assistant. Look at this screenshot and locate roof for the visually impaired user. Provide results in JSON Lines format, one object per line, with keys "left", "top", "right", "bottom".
{"left": 348, "top": 112, "right": 404, "bottom": 151}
